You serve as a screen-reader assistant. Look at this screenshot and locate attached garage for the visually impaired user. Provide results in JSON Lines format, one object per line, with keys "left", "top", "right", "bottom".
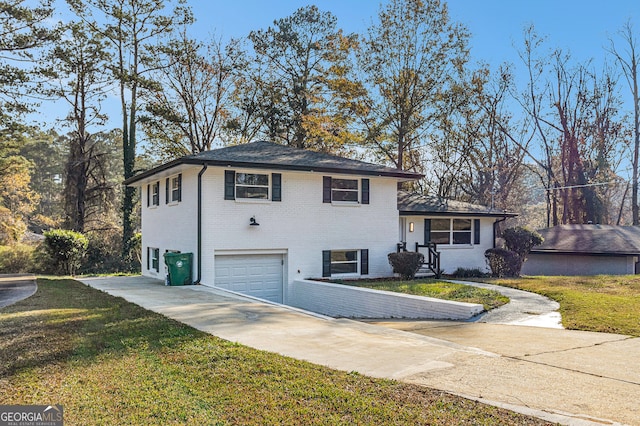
{"left": 214, "top": 253, "right": 285, "bottom": 303}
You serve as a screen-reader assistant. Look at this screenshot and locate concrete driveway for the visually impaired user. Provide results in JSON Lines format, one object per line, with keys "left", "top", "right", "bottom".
{"left": 78, "top": 276, "right": 638, "bottom": 426}
{"left": 0, "top": 274, "right": 37, "bottom": 308}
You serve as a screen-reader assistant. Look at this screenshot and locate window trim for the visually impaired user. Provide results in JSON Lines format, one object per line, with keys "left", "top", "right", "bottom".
{"left": 235, "top": 172, "right": 270, "bottom": 200}
{"left": 322, "top": 176, "right": 370, "bottom": 205}
{"left": 322, "top": 249, "right": 369, "bottom": 277}
{"left": 224, "top": 170, "right": 282, "bottom": 202}
{"left": 425, "top": 218, "right": 476, "bottom": 246}
{"left": 166, "top": 174, "right": 182, "bottom": 204}
{"left": 151, "top": 181, "right": 160, "bottom": 207}
{"left": 148, "top": 247, "right": 160, "bottom": 272}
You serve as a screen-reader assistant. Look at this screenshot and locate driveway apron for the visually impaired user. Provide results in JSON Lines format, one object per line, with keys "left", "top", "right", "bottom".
{"left": 79, "top": 276, "right": 639, "bottom": 426}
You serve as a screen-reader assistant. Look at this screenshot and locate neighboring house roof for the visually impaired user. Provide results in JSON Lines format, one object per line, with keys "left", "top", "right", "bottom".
{"left": 397, "top": 191, "right": 517, "bottom": 217}
{"left": 124, "top": 141, "right": 423, "bottom": 185}
{"left": 531, "top": 224, "right": 640, "bottom": 256}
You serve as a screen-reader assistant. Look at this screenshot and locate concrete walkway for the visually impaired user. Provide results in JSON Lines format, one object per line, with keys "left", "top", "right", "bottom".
{"left": 78, "top": 276, "right": 638, "bottom": 426}
{"left": 447, "top": 279, "right": 563, "bottom": 328}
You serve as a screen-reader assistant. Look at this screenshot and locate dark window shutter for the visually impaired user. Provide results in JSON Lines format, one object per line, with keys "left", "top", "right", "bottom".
{"left": 322, "top": 176, "right": 331, "bottom": 203}
{"left": 146, "top": 247, "right": 150, "bottom": 270}
{"left": 147, "top": 185, "right": 150, "bottom": 207}
{"left": 322, "top": 250, "right": 331, "bottom": 277}
{"left": 272, "top": 173, "right": 282, "bottom": 202}
{"left": 474, "top": 219, "right": 480, "bottom": 244}
{"left": 177, "top": 174, "right": 182, "bottom": 202}
{"left": 165, "top": 178, "right": 169, "bottom": 204}
{"left": 424, "top": 219, "right": 431, "bottom": 243}
{"left": 224, "top": 170, "right": 235, "bottom": 200}
{"left": 361, "top": 179, "right": 370, "bottom": 204}
{"left": 360, "top": 249, "right": 369, "bottom": 275}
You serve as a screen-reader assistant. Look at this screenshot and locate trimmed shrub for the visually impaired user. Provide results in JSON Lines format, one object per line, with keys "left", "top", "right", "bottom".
{"left": 502, "top": 227, "right": 544, "bottom": 275}
{"left": 485, "top": 248, "right": 520, "bottom": 277}
{"left": 43, "top": 229, "right": 88, "bottom": 275}
{"left": 451, "top": 267, "right": 489, "bottom": 278}
{"left": 388, "top": 251, "right": 425, "bottom": 280}
{"left": 0, "top": 244, "right": 35, "bottom": 273}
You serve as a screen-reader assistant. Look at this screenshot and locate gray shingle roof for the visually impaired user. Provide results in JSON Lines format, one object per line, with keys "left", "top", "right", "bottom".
{"left": 532, "top": 224, "right": 640, "bottom": 255}
{"left": 124, "top": 141, "right": 423, "bottom": 185}
{"left": 397, "top": 191, "right": 517, "bottom": 217}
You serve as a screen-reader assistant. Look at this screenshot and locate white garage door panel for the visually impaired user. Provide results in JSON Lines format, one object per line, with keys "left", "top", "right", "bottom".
{"left": 215, "top": 254, "right": 284, "bottom": 303}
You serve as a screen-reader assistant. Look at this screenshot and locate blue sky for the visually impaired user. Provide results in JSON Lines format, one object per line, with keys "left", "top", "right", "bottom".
{"left": 192, "top": 0, "right": 639, "bottom": 70}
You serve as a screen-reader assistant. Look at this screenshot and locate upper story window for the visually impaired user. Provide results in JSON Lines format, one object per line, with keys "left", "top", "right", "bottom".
{"left": 147, "top": 181, "right": 160, "bottom": 207}
{"left": 426, "top": 218, "right": 480, "bottom": 245}
{"left": 166, "top": 174, "right": 182, "bottom": 204}
{"left": 331, "top": 179, "right": 359, "bottom": 202}
{"left": 224, "top": 170, "right": 282, "bottom": 202}
{"left": 323, "top": 176, "right": 369, "bottom": 204}
{"left": 236, "top": 173, "right": 269, "bottom": 199}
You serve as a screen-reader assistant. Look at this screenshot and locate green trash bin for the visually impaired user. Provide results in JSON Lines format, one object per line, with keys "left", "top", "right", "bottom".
{"left": 164, "top": 252, "right": 193, "bottom": 286}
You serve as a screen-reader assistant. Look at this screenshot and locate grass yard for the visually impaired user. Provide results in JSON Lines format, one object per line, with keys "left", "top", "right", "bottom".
{"left": 338, "top": 278, "right": 509, "bottom": 311}
{"left": 0, "top": 278, "right": 550, "bottom": 425}
{"left": 487, "top": 275, "right": 640, "bottom": 336}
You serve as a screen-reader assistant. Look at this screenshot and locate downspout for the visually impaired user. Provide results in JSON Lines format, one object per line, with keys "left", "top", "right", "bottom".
{"left": 194, "top": 164, "right": 208, "bottom": 284}
{"left": 493, "top": 216, "right": 508, "bottom": 248}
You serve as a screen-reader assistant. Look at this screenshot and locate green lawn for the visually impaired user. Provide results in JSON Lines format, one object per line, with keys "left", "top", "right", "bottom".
{"left": 487, "top": 275, "right": 640, "bottom": 336}
{"left": 0, "top": 278, "right": 548, "bottom": 425}
{"left": 338, "top": 278, "right": 509, "bottom": 311}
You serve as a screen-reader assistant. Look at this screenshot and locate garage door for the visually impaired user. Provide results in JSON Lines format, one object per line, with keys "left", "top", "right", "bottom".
{"left": 214, "top": 254, "right": 284, "bottom": 303}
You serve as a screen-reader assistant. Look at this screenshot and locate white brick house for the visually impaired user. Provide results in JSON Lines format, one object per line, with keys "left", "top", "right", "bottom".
{"left": 124, "top": 141, "right": 422, "bottom": 303}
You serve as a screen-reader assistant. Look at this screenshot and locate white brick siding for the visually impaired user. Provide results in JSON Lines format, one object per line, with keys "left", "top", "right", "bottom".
{"left": 401, "top": 216, "right": 496, "bottom": 274}
{"left": 288, "top": 279, "right": 483, "bottom": 319}
{"left": 141, "top": 165, "right": 401, "bottom": 294}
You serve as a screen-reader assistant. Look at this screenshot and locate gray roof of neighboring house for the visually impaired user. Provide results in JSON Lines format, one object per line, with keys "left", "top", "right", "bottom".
{"left": 124, "top": 141, "right": 423, "bottom": 185}
{"left": 531, "top": 224, "right": 640, "bottom": 255}
{"left": 397, "top": 191, "right": 517, "bottom": 217}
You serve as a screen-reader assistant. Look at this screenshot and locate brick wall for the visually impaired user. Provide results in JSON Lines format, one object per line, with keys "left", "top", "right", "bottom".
{"left": 288, "top": 279, "right": 484, "bottom": 320}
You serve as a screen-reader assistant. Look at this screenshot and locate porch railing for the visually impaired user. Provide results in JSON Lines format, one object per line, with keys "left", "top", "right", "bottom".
{"left": 396, "top": 241, "right": 441, "bottom": 278}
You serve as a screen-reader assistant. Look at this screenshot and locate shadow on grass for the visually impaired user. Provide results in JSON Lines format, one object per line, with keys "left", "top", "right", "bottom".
{"left": 0, "top": 278, "right": 202, "bottom": 378}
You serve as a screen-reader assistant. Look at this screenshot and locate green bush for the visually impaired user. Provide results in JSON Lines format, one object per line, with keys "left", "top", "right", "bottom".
{"left": 43, "top": 229, "right": 88, "bottom": 276}
{"left": 451, "top": 267, "right": 489, "bottom": 278}
{"left": 387, "top": 251, "right": 425, "bottom": 280}
{"left": 485, "top": 248, "right": 520, "bottom": 277}
{"left": 502, "top": 227, "right": 544, "bottom": 275}
{"left": 0, "top": 244, "right": 35, "bottom": 273}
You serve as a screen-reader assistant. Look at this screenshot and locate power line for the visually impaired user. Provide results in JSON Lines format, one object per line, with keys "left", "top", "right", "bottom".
{"left": 544, "top": 181, "right": 620, "bottom": 191}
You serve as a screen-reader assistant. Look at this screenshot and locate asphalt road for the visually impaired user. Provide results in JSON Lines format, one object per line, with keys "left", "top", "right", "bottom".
{"left": 0, "top": 274, "right": 37, "bottom": 308}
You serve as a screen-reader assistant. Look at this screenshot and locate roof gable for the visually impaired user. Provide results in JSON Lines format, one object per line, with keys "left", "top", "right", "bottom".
{"left": 124, "top": 141, "right": 423, "bottom": 185}
{"left": 532, "top": 225, "right": 640, "bottom": 255}
{"left": 397, "top": 191, "right": 516, "bottom": 217}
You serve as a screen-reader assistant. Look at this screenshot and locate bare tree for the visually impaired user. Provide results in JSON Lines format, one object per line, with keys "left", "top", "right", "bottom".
{"left": 609, "top": 20, "right": 640, "bottom": 225}
{"left": 143, "top": 30, "right": 245, "bottom": 159}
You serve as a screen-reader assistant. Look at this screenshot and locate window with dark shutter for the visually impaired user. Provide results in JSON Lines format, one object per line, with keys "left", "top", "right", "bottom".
{"left": 322, "top": 176, "right": 331, "bottom": 203}
{"left": 224, "top": 170, "right": 236, "bottom": 200}
{"left": 361, "top": 179, "right": 370, "bottom": 204}
{"left": 272, "top": 173, "right": 282, "bottom": 201}
{"left": 322, "top": 250, "right": 331, "bottom": 277}
{"left": 474, "top": 219, "right": 480, "bottom": 244}
{"left": 360, "top": 249, "right": 369, "bottom": 275}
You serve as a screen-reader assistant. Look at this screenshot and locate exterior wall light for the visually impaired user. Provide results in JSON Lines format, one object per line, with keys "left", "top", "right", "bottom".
{"left": 250, "top": 216, "right": 260, "bottom": 226}
{"left": 409, "top": 222, "right": 414, "bottom": 232}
